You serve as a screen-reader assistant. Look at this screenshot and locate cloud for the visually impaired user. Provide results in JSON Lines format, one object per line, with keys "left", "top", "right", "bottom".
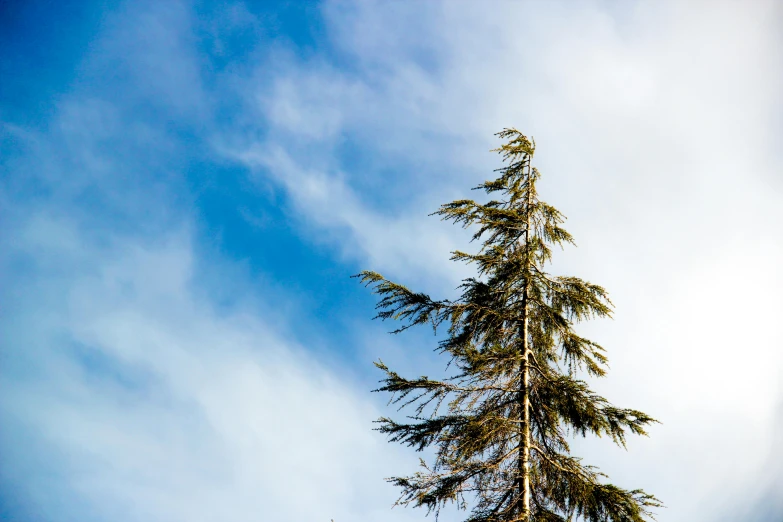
{"left": 0, "top": 217, "right": 436, "bottom": 522}
{"left": 223, "top": 0, "right": 783, "bottom": 519}
{"left": 1, "top": 13, "right": 431, "bottom": 520}
{"left": 2, "top": 0, "right": 782, "bottom": 521}
{"left": 228, "top": 142, "right": 472, "bottom": 290}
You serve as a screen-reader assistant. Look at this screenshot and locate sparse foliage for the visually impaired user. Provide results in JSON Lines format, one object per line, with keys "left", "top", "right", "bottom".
{"left": 356, "top": 129, "right": 661, "bottom": 521}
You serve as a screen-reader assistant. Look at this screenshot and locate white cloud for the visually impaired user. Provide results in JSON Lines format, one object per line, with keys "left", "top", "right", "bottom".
{"left": 226, "top": 0, "right": 783, "bottom": 519}
{"left": 0, "top": 216, "right": 440, "bottom": 522}
{"left": 229, "top": 142, "right": 472, "bottom": 290}
{"left": 235, "top": 0, "right": 783, "bottom": 277}
{"left": 3, "top": 0, "right": 781, "bottom": 520}
{"left": 0, "top": 6, "right": 427, "bottom": 515}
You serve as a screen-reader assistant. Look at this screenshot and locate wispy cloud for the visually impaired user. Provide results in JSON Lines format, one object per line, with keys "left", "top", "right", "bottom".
{"left": 1, "top": 221, "right": 425, "bottom": 522}
{"left": 225, "top": 0, "right": 783, "bottom": 519}
{"left": 0, "top": 4, "right": 422, "bottom": 519}
{"left": 2, "top": 0, "right": 781, "bottom": 521}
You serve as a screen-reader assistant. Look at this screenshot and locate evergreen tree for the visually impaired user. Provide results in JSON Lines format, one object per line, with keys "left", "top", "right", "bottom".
{"left": 356, "top": 129, "right": 661, "bottom": 521}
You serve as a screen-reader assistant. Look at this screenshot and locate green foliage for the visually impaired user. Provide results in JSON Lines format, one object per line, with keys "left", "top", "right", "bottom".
{"left": 356, "top": 129, "right": 661, "bottom": 521}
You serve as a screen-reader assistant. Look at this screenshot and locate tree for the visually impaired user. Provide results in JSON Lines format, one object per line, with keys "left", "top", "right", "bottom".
{"left": 356, "top": 129, "right": 661, "bottom": 521}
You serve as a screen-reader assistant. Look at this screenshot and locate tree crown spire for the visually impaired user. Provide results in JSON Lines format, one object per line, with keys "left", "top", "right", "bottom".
{"left": 356, "top": 128, "right": 661, "bottom": 522}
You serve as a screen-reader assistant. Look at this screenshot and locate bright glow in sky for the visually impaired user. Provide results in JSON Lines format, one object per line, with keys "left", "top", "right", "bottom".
{"left": 1, "top": 1, "right": 782, "bottom": 521}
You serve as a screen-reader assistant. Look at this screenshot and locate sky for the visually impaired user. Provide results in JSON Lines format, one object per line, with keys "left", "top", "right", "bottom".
{"left": 1, "top": 0, "right": 782, "bottom": 521}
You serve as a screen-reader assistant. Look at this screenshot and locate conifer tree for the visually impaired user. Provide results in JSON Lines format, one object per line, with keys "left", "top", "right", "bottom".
{"left": 356, "top": 129, "right": 661, "bottom": 521}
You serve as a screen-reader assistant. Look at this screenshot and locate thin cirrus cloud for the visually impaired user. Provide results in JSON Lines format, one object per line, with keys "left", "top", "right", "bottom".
{"left": 0, "top": 4, "right": 424, "bottom": 521}
{"left": 229, "top": 0, "right": 783, "bottom": 520}
{"left": 1, "top": 62, "right": 428, "bottom": 522}
{"left": 0, "top": 216, "right": 423, "bottom": 522}
{"left": 1, "top": 1, "right": 781, "bottom": 522}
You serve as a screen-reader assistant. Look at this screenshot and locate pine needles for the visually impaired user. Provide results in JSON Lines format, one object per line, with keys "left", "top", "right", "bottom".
{"left": 356, "top": 129, "right": 661, "bottom": 522}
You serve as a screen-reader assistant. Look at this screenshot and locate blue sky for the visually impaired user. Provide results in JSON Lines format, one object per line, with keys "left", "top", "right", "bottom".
{"left": 1, "top": 1, "right": 782, "bottom": 521}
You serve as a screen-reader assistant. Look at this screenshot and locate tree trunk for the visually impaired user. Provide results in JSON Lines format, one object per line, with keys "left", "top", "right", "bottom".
{"left": 520, "top": 302, "right": 531, "bottom": 520}
{"left": 517, "top": 158, "right": 532, "bottom": 521}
